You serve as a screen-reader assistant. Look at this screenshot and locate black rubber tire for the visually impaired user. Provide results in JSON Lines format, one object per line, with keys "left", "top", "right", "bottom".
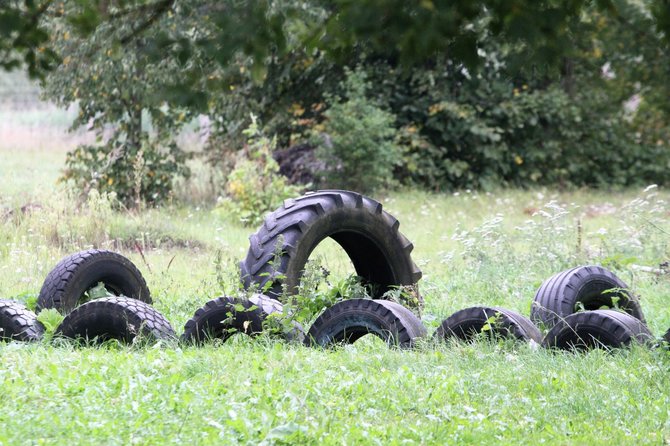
{"left": 530, "top": 265, "right": 644, "bottom": 329}
{"left": 541, "top": 310, "right": 653, "bottom": 351}
{"left": 305, "top": 298, "right": 427, "bottom": 349}
{"left": 240, "top": 190, "right": 422, "bottom": 300}
{"left": 55, "top": 296, "right": 175, "bottom": 343}
{"left": 180, "top": 294, "right": 303, "bottom": 344}
{"left": 381, "top": 299, "right": 428, "bottom": 339}
{"left": 0, "top": 299, "right": 44, "bottom": 342}
{"left": 37, "top": 250, "right": 151, "bottom": 314}
{"left": 434, "top": 306, "right": 542, "bottom": 343}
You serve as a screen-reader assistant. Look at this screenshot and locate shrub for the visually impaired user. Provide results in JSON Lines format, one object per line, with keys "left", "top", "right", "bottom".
{"left": 313, "top": 68, "right": 401, "bottom": 193}
{"left": 218, "top": 115, "right": 304, "bottom": 226}
{"left": 61, "top": 138, "right": 190, "bottom": 208}
{"left": 387, "top": 60, "right": 670, "bottom": 190}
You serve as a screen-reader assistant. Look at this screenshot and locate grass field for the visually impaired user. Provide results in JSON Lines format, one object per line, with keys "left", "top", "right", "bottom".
{"left": 1, "top": 109, "right": 670, "bottom": 445}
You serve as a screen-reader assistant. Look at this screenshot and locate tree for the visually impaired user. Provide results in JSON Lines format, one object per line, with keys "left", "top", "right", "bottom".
{"left": 0, "top": 0, "right": 58, "bottom": 78}
{"left": 3, "top": 0, "right": 670, "bottom": 198}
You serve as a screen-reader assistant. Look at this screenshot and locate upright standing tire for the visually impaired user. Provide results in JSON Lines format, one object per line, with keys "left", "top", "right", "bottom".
{"left": 530, "top": 265, "right": 644, "bottom": 329}
{"left": 305, "top": 299, "right": 427, "bottom": 349}
{"left": 0, "top": 299, "right": 44, "bottom": 342}
{"left": 55, "top": 296, "right": 175, "bottom": 343}
{"left": 541, "top": 310, "right": 652, "bottom": 351}
{"left": 37, "top": 250, "right": 151, "bottom": 314}
{"left": 240, "top": 190, "right": 422, "bottom": 300}
{"left": 181, "top": 294, "right": 304, "bottom": 344}
{"left": 434, "top": 306, "right": 542, "bottom": 343}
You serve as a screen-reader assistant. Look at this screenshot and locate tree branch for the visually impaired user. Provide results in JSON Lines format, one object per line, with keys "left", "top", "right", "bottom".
{"left": 120, "top": 0, "right": 174, "bottom": 45}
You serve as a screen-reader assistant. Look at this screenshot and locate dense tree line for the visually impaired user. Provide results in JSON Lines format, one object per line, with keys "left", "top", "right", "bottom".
{"left": 2, "top": 1, "right": 670, "bottom": 203}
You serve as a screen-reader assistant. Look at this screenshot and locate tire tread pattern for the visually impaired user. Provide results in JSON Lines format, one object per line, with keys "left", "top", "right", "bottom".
{"left": 55, "top": 296, "right": 174, "bottom": 342}
{"left": 0, "top": 299, "right": 44, "bottom": 342}
{"left": 37, "top": 249, "right": 151, "bottom": 313}
{"left": 240, "top": 190, "right": 422, "bottom": 299}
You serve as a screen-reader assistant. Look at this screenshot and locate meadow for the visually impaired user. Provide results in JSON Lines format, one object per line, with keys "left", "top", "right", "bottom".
{"left": 1, "top": 103, "right": 670, "bottom": 445}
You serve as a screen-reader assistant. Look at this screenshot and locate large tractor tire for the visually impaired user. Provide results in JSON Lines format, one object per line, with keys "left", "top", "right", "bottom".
{"left": 240, "top": 190, "right": 422, "bottom": 301}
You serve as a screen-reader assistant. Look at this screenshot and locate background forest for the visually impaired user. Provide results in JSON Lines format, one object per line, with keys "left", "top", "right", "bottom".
{"left": 2, "top": 0, "right": 668, "bottom": 219}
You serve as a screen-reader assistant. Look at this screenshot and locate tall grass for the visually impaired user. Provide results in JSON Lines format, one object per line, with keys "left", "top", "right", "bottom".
{"left": 1, "top": 101, "right": 670, "bottom": 444}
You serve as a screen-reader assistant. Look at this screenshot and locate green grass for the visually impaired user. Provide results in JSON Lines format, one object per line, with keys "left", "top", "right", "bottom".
{"left": 1, "top": 113, "right": 670, "bottom": 444}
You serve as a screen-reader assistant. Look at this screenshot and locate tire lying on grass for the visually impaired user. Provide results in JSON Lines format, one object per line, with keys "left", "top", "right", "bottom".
{"left": 530, "top": 265, "right": 644, "bottom": 329}
{"left": 541, "top": 310, "right": 652, "bottom": 351}
{"left": 434, "top": 306, "right": 542, "bottom": 344}
{"left": 37, "top": 249, "right": 151, "bottom": 314}
{"left": 305, "top": 298, "right": 427, "bottom": 349}
{"left": 181, "top": 294, "right": 304, "bottom": 344}
{"left": 55, "top": 296, "right": 175, "bottom": 343}
{"left": 0, "top": 299, "right": 44, "bottom": 342}
{"left": 240, "top": 190, "right": 422, "bottom": 301}
{"left": 662, "top": 328, "right": 670, "bottom": 346}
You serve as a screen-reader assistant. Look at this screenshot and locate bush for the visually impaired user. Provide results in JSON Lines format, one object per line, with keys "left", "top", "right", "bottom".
{"left": 218, "top": 116, "right": 304, "bottom": 226}
{"left": 61, "top": 137, "right": 191, "bottom": 207}
{"left": 313, "top": 68, "right": 401, "bottom": 193}
{"left": 386, "top": 60, "right": 670, "bottom": 190}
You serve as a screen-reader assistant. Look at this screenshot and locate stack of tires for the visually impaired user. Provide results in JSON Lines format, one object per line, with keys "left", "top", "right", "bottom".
{"left": 432, "top": 265, "right": 654, "bottom": 350}
{"left": 1, "top": 250, "right": 175, "bottom": 344}
{"left": 0, "top": 189, "right": 664, "bottom": 353}
{"left": 185, "top": 189, "right": 425, "bottom": 347}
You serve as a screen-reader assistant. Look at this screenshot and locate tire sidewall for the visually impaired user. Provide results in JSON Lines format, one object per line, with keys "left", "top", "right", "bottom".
{"left": 310, "top": 310, "right": 398, "bottom": 346}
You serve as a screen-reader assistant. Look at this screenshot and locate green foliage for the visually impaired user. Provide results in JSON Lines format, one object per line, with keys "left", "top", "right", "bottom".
{"left": 61, "top": 138, "right": 191, "bottom": 207}
{"left": 36, "top": 308, "right": 65, "bottom": 340}
{"left": 199, "top": 2, "right": 670, "bottom": 193}
{"left": 293, "top": 267, "right": 368, "bottom": 322}
{"left": 218, "top": 116, "right": 303, "bottom": 226}
{"left": 401, "top": 83, "right": 629, "bottom": 189}
{"left": 42, "top": 3, "right": 194, "bottom": 207}
{"left": 313, "top": 68, "right": 401, "bottom": 192}
{"left": 0, "top": 0, "right": 59, "bottom": 78}
{"left": 380, "top": 53, "right": 670, "bottom": 190}
{"left": 85, "top": 282, "right": 114, "bottom": 301}
{"left": 5, "top": 0, "right": 670, "bottom": 197}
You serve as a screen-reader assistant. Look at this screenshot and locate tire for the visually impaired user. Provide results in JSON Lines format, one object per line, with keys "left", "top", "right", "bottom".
{"left": 37, "top": 250, "right": 151, "bottom": 314}
{"left": 530, "top": 265, "right": 644, "bottom": 329}
{"left": 240, "top": 190, "right": 422, "bottom": 300}
{"left": 434, "top": 306, "right": 542, "bottom": 343}
{"left": 541, "top": 310, "right": 653, "bottom": 351}
{"left": 305, "top": 298, "right": 427, "bottom": 349}
{"left": 0, "top": 299, "right": 44, "bottom": 342}
{"left": 181, "top": 294, "right": 304, "bottom": 344}
{"left": 55, "top": 296, "right": 175, "bottom": 343}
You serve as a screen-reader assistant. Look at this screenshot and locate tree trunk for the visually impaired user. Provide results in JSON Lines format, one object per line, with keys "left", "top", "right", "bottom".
{"left": 560, "top": 57, "right": 575, "bottom": 97}
{"left": 128, "top": 102, "right": 142, "bottom": 153}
